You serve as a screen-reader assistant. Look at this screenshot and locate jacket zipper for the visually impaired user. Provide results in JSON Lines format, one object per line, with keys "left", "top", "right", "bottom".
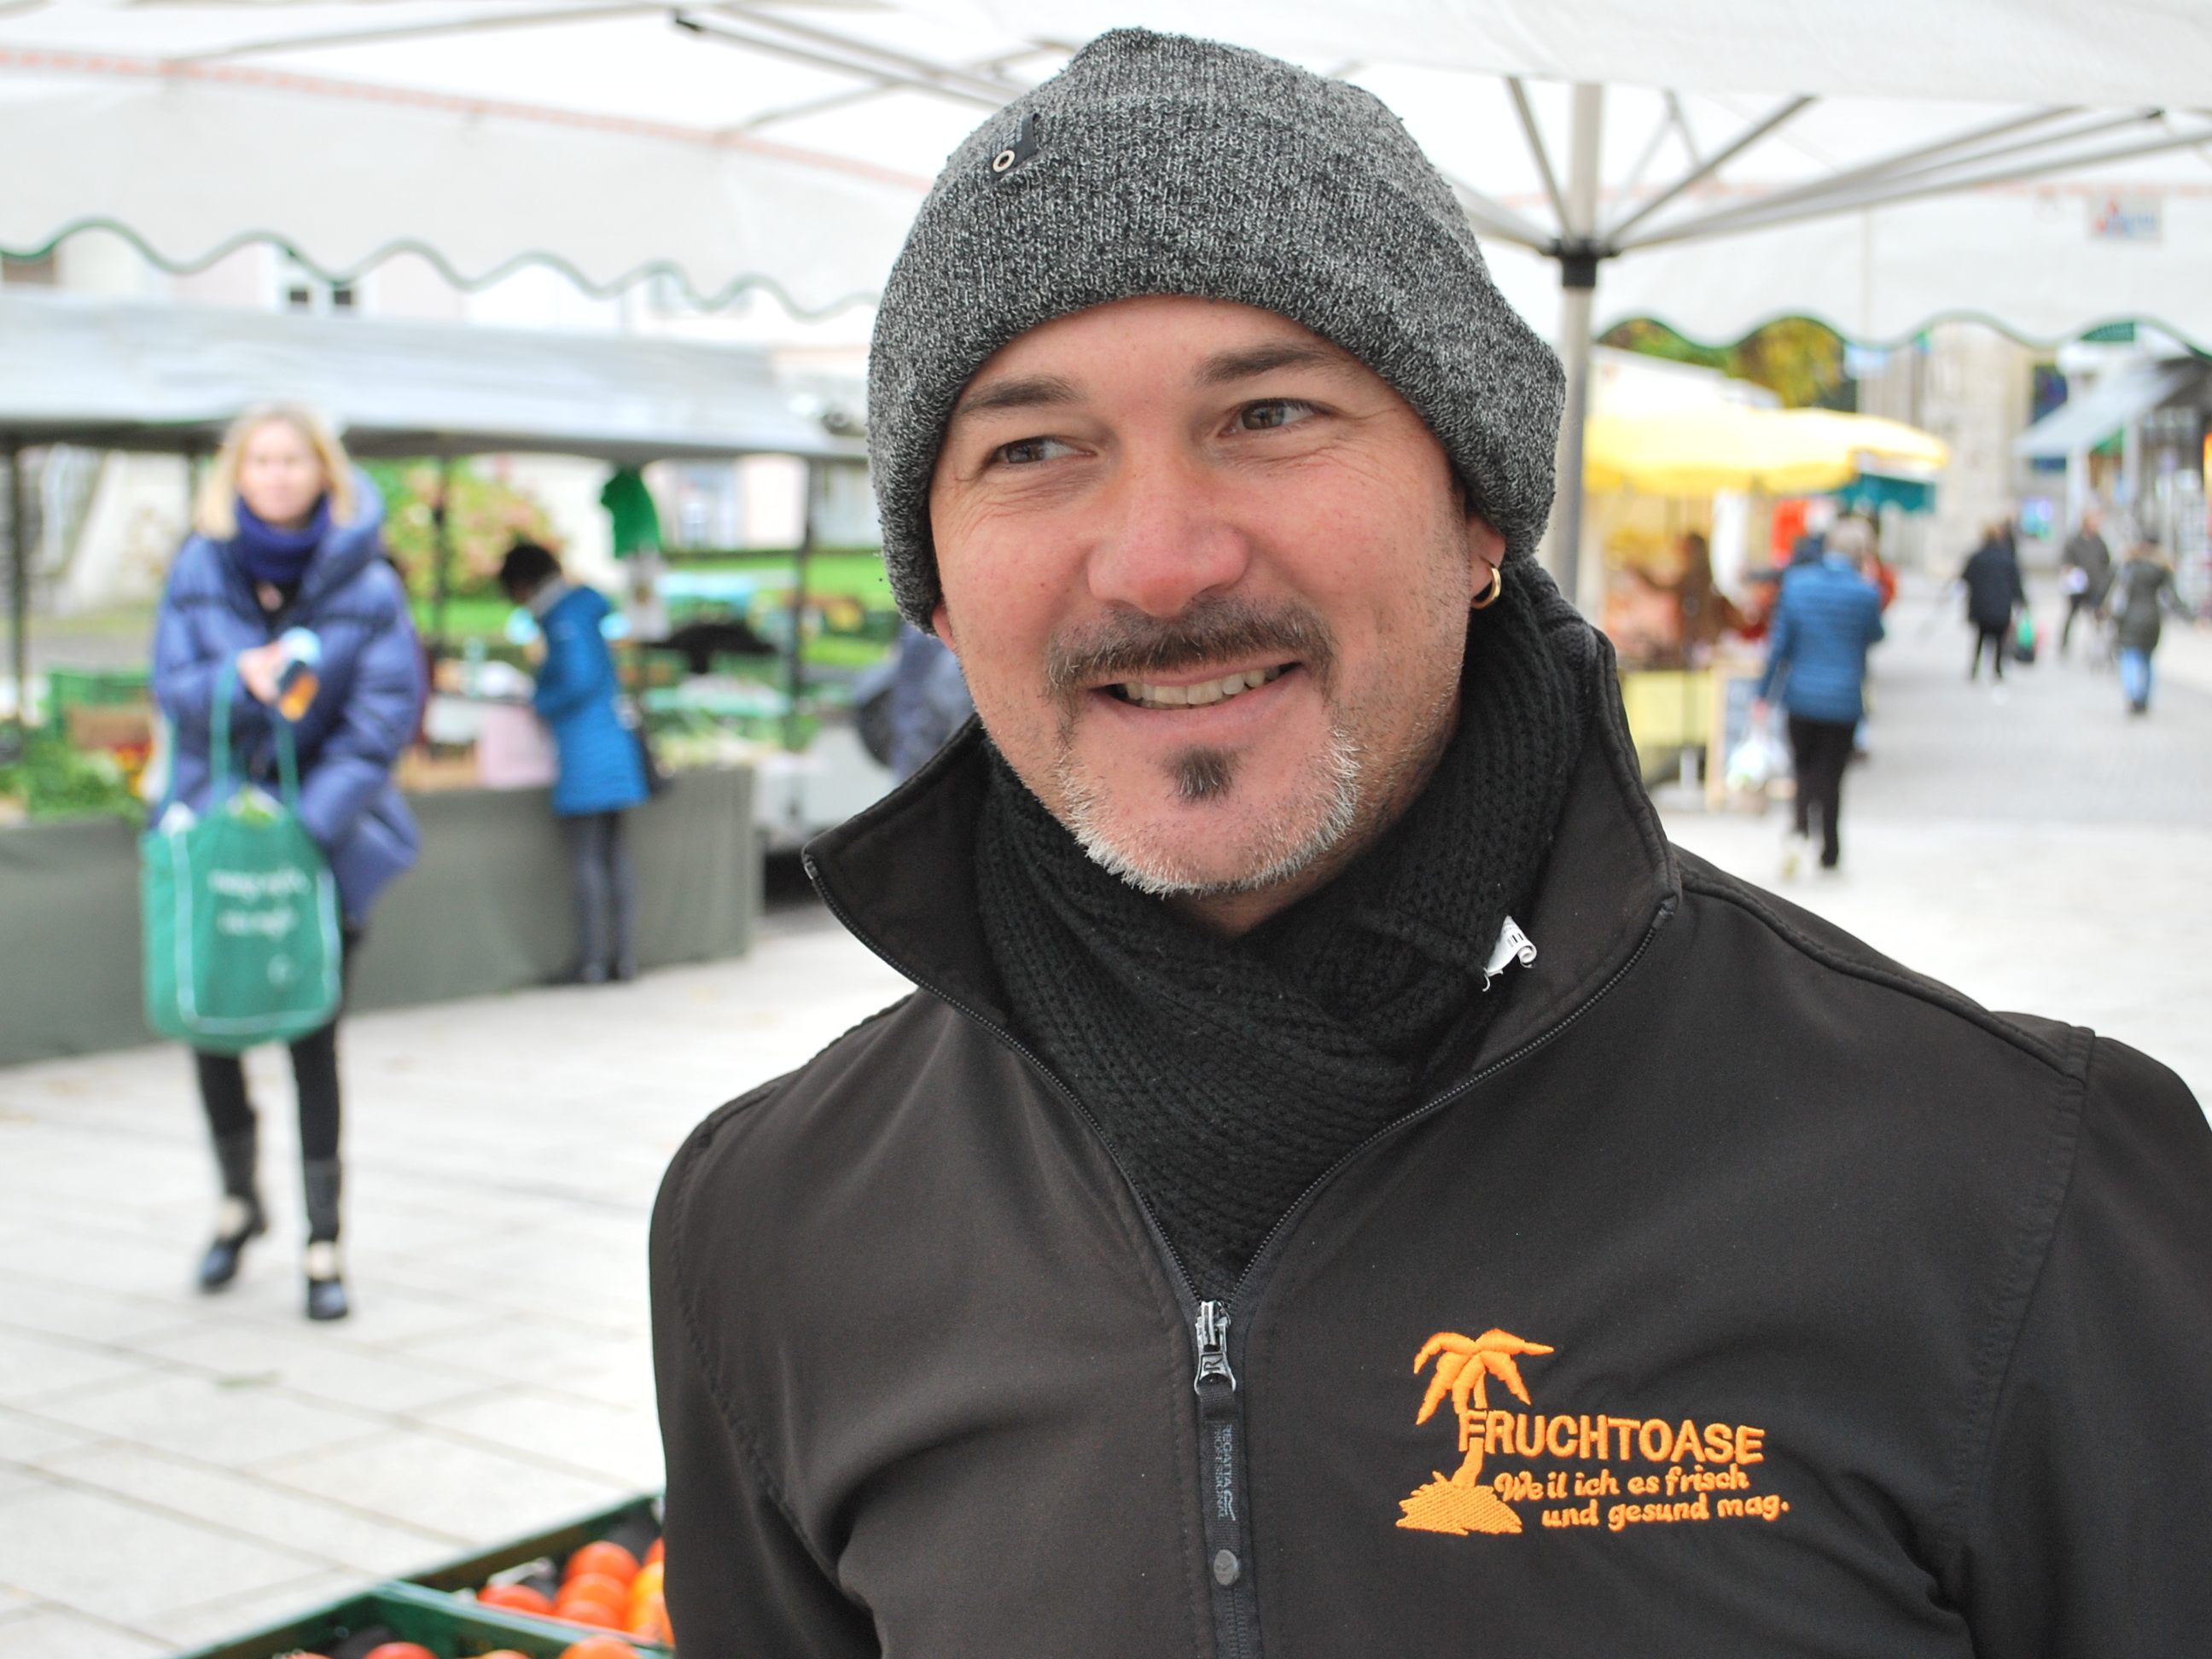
{"left": 806, "top": 855, "right": 1666, "bottom": 1659}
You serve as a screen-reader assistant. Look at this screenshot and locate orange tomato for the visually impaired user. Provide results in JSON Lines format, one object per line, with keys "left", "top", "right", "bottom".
{"left": 559, "top": 1640, "right": 643, "bottom": 1659}
{"left": 627, "top": 1559, "right": 664, "bottom": 1603}
{"left": 478, "top": 1580, "right": 556, "bottom": 1615}
{"left": 564, "top": 1540, "right": 640, "bottom": 1586}
{"left": 562, "top": 1572, "right": 631, "bottom": 1609}
{"left": 479, "top": 1652, "right": 535, "bottom": 1658}
{"left": 643, "top": 1537, "right": 664, "bottom": 1569}
{"left": 626, "top": 1592, "right": 672, "bottom": 1644}
{"left": 553, "top": 1592, "right": 626, "bottom": 1631}
{"left": 361, "top": 1647, "right": 435, "bottom": 1659}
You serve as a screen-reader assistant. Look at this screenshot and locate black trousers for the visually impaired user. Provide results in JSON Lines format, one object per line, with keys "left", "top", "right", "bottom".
{"left": 194, "top": 927, "right": 360, "bottom": 1172}
{"left": 2061, "top": 594, "right": 2093, "bottom": 655}
{"left": 562, "top": 810, "right": 639, "bottom": 978}
{"left": 1787, "top": 716, "right": 1856, "bottom": 870}
{"left": 1970, "top": 625, "right": 2008, "bottom": 680}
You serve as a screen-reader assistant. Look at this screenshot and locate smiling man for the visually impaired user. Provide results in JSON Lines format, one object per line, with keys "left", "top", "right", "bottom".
{"left": 652, "top": 30, "right": 2212, "bottom": 1658}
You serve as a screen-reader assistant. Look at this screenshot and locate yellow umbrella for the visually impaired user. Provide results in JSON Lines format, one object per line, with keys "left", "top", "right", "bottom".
{"left": 1584, "top": 405, "right": 1948, "bottom": 495}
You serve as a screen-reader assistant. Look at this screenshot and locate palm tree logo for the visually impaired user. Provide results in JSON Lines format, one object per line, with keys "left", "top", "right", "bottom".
{"left": 1396, "top": 1328, "right": 1555, "bottom": 1536}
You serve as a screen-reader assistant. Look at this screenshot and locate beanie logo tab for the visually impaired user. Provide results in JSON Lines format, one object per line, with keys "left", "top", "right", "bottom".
{"left": 990, "top": 112, "right": 1042, "bottom": 177}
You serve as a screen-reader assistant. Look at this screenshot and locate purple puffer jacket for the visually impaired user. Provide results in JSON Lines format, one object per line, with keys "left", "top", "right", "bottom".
{"left": 151, "top": 474, "right": 425, "bottom": 922}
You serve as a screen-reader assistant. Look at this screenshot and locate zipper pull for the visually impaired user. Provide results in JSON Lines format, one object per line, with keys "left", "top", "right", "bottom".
{"left": 1481, "top": 915, "right": 1538, "bottom": 992}
{"left": 1193, "top": 1301, "right": 1237, "bottom": 1393}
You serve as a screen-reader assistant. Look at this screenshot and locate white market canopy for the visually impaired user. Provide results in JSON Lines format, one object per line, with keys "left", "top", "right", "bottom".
{"left": 0, "top": 289, "right": 861, "bottom": 462}
{"left": 6, "top": 0, "right": 2212, "bottom": 348}
{"left": 8, "top": 0, "right": 2212, "bottom": 612}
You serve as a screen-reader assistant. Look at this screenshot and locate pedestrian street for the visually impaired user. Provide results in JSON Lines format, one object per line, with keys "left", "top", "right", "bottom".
{"left": 1, "top": 572, "right": 2207, "bottom": 1653}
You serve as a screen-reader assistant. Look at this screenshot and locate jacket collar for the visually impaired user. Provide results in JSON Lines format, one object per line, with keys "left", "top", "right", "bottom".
{"left": 211, "top": 471, "right": 387, "bottom": 620}
{"left": 806, "top": 620, "right": 1680, "bottom": 1083}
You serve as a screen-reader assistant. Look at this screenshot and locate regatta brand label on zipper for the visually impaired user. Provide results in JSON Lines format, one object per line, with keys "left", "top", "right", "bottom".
{"left": 1394, "top": 1326, "right": 1788, "bottom": 1538}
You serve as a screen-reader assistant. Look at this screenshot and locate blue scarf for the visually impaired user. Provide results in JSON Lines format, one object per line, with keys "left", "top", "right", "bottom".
{"left": 234, "top": 496, "right": 331, "bottom": 588}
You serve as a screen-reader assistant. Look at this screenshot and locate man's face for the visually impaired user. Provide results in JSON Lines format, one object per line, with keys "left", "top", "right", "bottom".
{"left": 928, "top": 296, "right": 1499, "bottom": 932}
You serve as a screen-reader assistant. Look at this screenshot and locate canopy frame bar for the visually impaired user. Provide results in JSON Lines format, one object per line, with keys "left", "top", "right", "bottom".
{"left": 1622, "top": 118, "right": 2212, "bottom": 249}
{"left": 673, "top": 7, "right": 1025, "bottom": 109}
{"left": 1617, "top": 97, "right": 1683, "bottom": 201}
{"left": 1441, "top": 175, "right": 1557, "bottom": 249}
{"left": 1662, "top": 92, "right": 1705, "bottom": 169}
{"left": 1604, "top": 94, "right": 1815, "bottom": 241}
{"left": 167, "top": 3, "right": 665, "bottom": 65}
{"left": 711, "top": 3, "right": 1033, "bottom": 102}
{"left": 1505, "top": 77, "right": 1570, "bottom": 233}
{"left": 1629, "top": 107, "right": 2159, "bottom": 247}
{"left": 1689, "top": 105, "right": 2083, "bottom": 221}
{"left": 738, "top": 45, "right": 1048, "bottom": 132}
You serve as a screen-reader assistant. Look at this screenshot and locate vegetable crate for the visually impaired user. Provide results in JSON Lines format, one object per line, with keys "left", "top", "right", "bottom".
{"left": 44, "top": 666, "right": 151, "bottom": 735}
{"left": 405, "top": 1493, "right": 670, "bottom": 1653}
{"left": 171, "top": 1584, "right": 597, "bottom": 1659}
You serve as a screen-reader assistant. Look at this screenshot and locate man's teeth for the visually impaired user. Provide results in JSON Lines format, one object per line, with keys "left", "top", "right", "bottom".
{"left": 1117, "top": 666, "right": 1287, "bottom": 709}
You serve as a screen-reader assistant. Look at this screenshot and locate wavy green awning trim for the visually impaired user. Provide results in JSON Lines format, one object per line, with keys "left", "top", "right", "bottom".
{"left": 1601, "top": 307, "right": 2212, "bottom": 358}
{"left": 0, "top": 218, "right": 884, "bottom": 320}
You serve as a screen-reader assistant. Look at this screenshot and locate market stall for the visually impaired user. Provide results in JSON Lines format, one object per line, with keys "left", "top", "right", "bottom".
{"left": 0, "top": 765, "right": 755, "bottom": 1068}
{"left": 0, "top": 293, "right": 899, "bottom": 1062}
{"left": 1580, "top": 401, "right": 1947, "bottom": 793}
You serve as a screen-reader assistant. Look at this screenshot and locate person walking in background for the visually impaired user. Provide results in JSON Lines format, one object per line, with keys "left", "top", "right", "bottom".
{"left": 2103, "top": 537, "right": 2190, "bottom": 715}
{"left": 498, "top": 541, "right": 649, "bottom": 983}
{"left": 2058, "top": 507, "right": 2113, "bottom": 660}
{"left": 152, "top": 405, "right": 423, "bottom": 1322}
{"left": 886, "top": 620, "right": 975, "bottom": 781}
{"left": 1753, "top": 515, "right": 1886, "bottom": 876}
{"left": 1960, "top": 521, "right": 2026, "bottom": 686}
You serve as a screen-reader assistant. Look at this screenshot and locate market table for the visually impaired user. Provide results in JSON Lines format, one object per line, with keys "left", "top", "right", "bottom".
{"left": 0, "top": 765, "right": 756, "bottom": 1068}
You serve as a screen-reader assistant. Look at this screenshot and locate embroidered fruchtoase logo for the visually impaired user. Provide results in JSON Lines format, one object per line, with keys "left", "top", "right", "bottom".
{"left": 1395, "top": 1328, "right": 1790, "bottom": 1538}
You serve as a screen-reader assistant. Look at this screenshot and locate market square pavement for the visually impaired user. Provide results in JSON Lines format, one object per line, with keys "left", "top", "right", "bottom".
{"left": 3, "top": 575, "right": 2209, "bottom": 1654}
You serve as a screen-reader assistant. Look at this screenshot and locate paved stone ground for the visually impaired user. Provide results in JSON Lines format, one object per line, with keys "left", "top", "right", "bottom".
{"left": 1, "top": 575, "right": 2205, "bottom": 1653}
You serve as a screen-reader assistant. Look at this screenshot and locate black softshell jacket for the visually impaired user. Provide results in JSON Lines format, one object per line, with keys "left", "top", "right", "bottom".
{"left": 651, "top": 665, "right": 2212, "bottom": 1657}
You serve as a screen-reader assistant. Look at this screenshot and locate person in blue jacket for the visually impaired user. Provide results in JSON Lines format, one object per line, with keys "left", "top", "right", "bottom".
{"left": 498, "top": 542, "right": 649, "bottom": 985}
{"left": 1751, "top": 515, "right": 1886, "bottom": 878}
{"left": 151, "top": 405, "right": 424, "bottom": 1321}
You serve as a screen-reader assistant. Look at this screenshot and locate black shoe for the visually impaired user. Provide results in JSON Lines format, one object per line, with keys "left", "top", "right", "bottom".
{"left": 304, "top": 1241, "right": 350, "bottom": 1321}
{"left": 197, "top": 1196, "right": 267, "bottom": 1291}
{"left": 548, "top": 962, "right": 609, "bottom": 987}
{"left": 611, "top": 958, "right": 639, "bottom": 983}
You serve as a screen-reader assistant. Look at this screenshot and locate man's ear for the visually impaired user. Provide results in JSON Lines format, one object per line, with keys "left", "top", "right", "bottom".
{"left": 930, "top": 602, "right": 958, "bottom": 655}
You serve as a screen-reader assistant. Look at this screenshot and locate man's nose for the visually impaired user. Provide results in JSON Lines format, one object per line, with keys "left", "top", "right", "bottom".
{"left": 1084, "top": 450, "right": 1252, "bottom": 618}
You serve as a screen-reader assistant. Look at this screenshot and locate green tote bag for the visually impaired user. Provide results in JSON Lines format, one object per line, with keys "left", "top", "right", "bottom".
{"left": 142, "top": 667, "right": 342, "bottom": 1053}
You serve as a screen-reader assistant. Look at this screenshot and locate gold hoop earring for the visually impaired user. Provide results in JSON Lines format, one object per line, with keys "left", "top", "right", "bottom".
{"left": 1470, "top": 562, "right": 1504, "bottom": 610}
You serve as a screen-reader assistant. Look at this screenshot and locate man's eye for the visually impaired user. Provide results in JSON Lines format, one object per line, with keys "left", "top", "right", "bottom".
{"left": 1237, "top": 399, "right": 1313, "bottom": 432}
{"left": 992, "top": 436, "right": 1071, "bottom": 467}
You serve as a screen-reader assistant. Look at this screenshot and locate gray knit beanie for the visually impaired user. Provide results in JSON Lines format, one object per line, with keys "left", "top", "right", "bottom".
{"left": 866, "top": 27, "right": 1564, "bottom": 628}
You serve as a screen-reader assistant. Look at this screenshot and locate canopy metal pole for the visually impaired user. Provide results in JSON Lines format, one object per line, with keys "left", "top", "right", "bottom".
{"left": 6, "top": 439, "right": 26, "bottom": 733}
{"left": 432, "top": 457, "right": 455, "bottom": 655}
{"left": 1554, "top": 84, "right": 1606, "bottom": 618}
{"left": 785, "top": 458, "right": 817, "bottom": 753}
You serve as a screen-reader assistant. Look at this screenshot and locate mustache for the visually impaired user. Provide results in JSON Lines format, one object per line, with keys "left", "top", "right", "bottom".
{"left": 1043, "top": 597, "right": 1337, "bottom": 698}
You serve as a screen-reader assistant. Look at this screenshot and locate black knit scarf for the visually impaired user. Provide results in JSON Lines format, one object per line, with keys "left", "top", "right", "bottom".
{"left": 976, "top": 573, "right": 1591, "bottom": 1301}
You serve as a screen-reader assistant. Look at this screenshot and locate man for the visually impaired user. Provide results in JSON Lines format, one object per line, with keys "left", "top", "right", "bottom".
{"left": 2058, "top": 507, "right": 2112, "bottom": 660}
{"left": 1752, "top": 517, "right": 1885, "bottom": 876}
{"left": 652, "top": 31, "right": 2212, "bottom": 1656}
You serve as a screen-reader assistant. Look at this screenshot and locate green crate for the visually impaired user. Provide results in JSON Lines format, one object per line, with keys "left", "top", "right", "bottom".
{"left": 44, "top": 666, "right": 151, "bottom": 733}
{"left": 410, "top": 1496, "right": 661, "bottom": 1595}
{"left": 405, "top": 1494, "right": 668, "bottom": 1652}
{"left": 172, "top": 1583, "right": 602, "bottom": 1659}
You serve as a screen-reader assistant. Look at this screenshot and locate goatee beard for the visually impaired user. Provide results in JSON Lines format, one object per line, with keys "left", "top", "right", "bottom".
{"left": 1051, "top": 725, "right": 1363, "bottom": 899}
